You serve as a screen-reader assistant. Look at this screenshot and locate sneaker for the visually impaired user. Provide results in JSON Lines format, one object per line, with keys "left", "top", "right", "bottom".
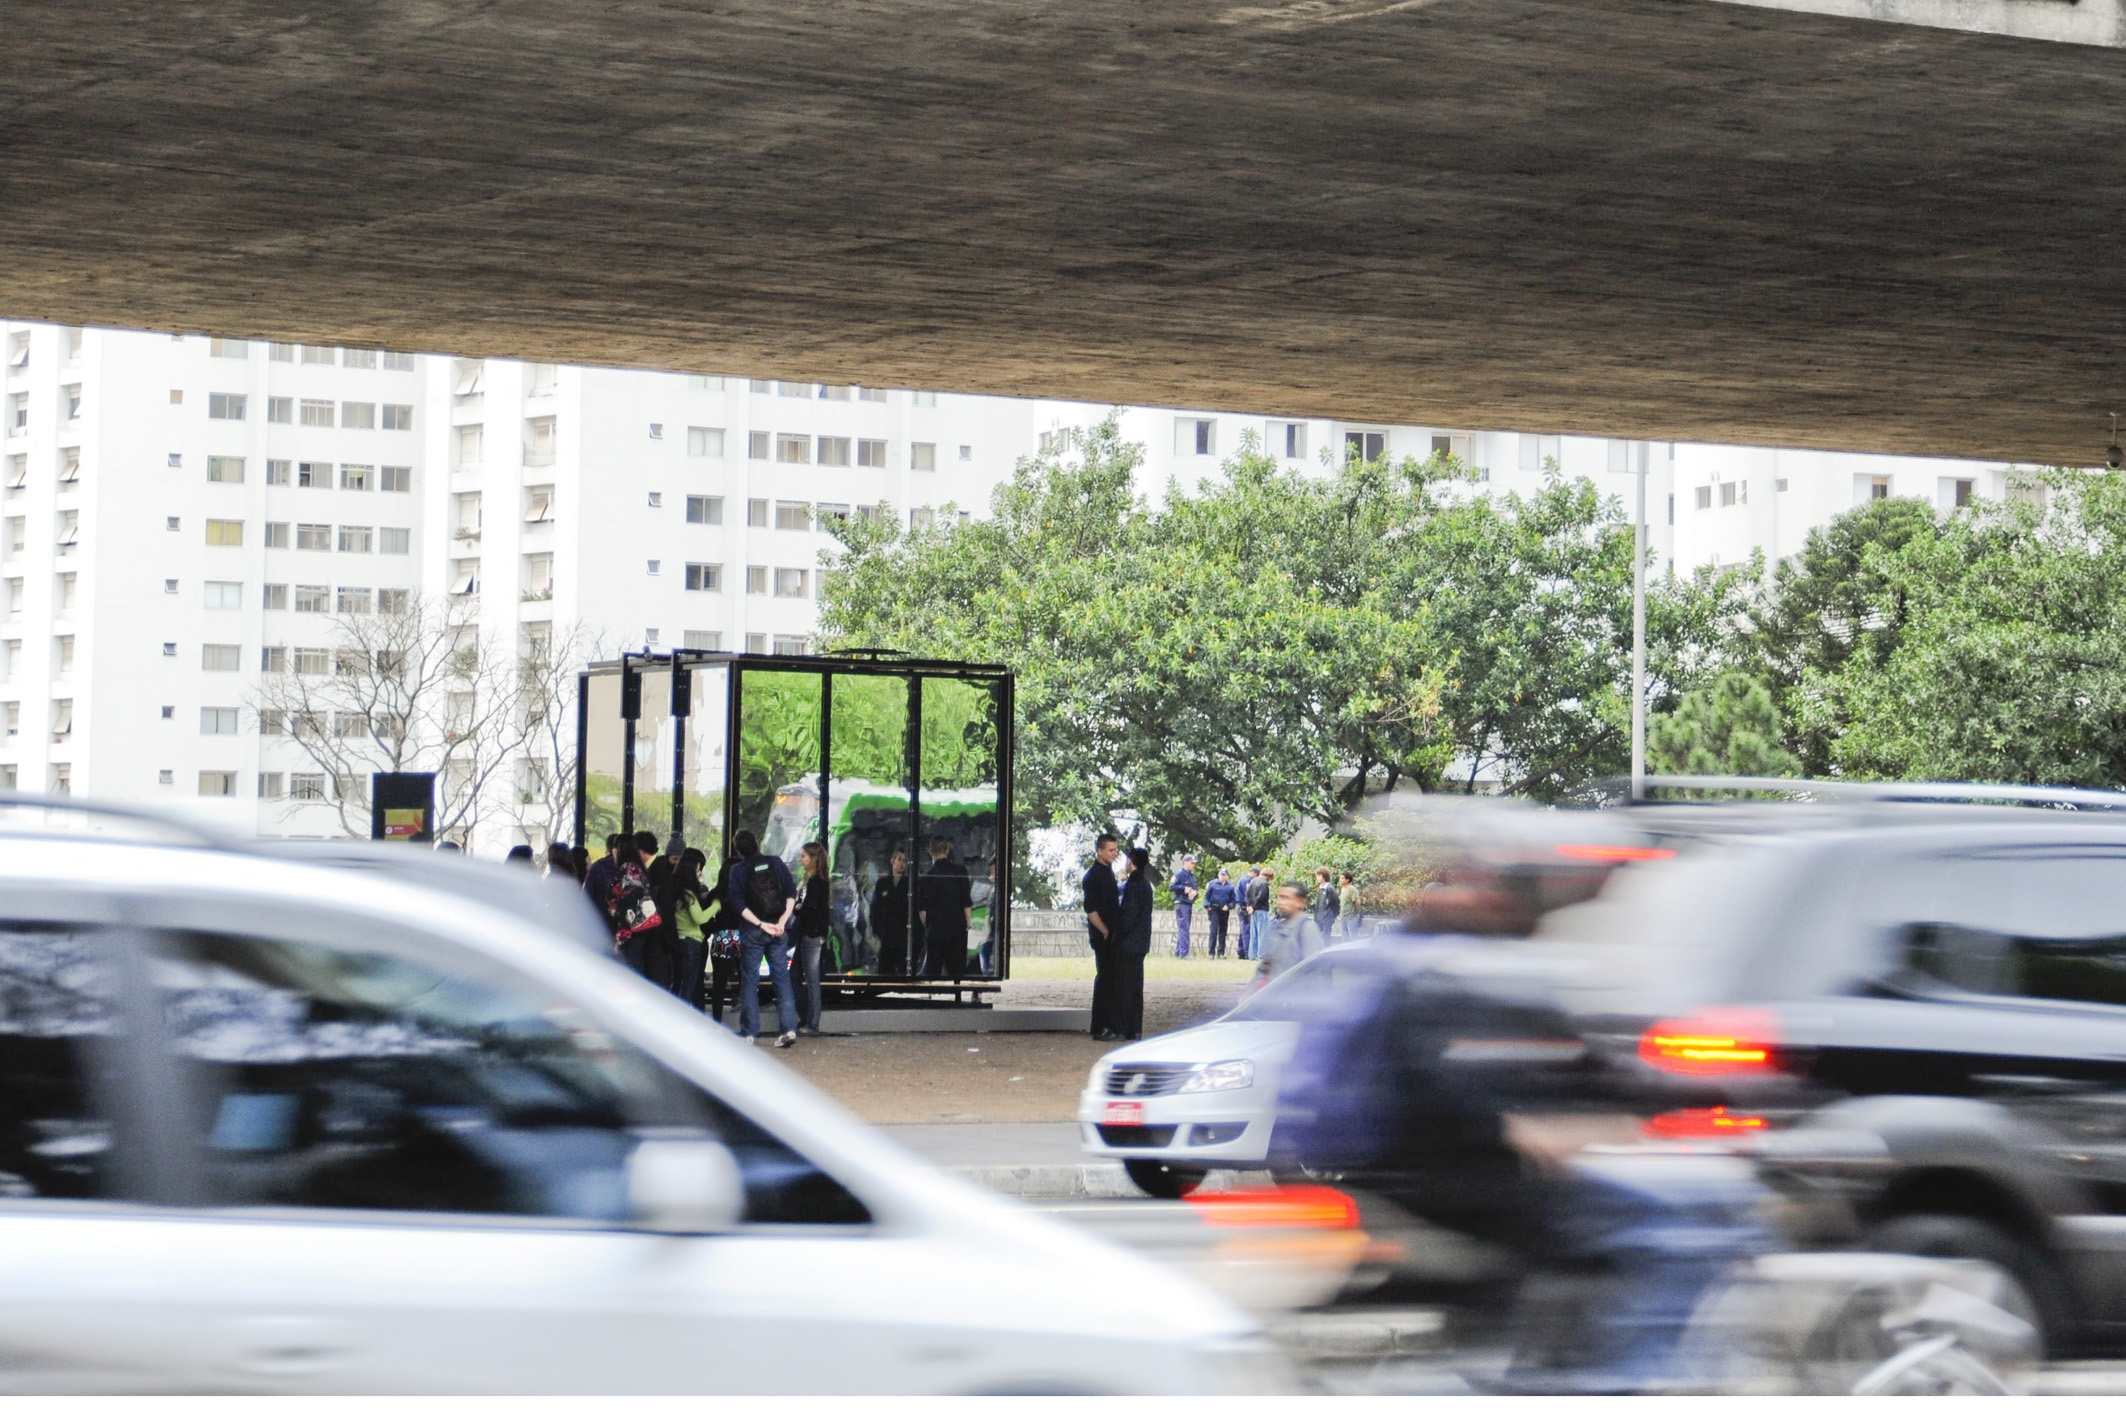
{"left": 740, "top": 1035, "right": 757, "bottom": 1045}
{"left": 799, "top": 1025, "right": 819, "bottom": 1037}
{"left": 775, "top": 1032, "right": 797, "bottom": 1048}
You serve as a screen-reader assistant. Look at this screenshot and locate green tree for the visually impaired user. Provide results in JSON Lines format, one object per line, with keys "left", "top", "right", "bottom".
{"left": 1649, "top": 671, "right": 1802, "bottom": 778}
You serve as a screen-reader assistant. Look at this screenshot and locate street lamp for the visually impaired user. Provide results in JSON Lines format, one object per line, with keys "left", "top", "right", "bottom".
{"left": 1631, "top": 464, "right": 1646, "bottom": 801}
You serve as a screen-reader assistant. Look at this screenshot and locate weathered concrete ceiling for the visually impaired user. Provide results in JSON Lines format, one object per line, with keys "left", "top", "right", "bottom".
{"left": 3, "top": 0, "right": 2123, "bottom": 464}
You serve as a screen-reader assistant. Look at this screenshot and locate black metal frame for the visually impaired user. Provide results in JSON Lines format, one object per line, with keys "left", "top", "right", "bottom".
{"left": 576, "top": 650, "right": 1015, "bottom": 992}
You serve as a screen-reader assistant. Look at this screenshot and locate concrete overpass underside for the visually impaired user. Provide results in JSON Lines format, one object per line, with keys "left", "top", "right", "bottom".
{"left": 3, "top": 0, "right": 2123, "bottom": 464}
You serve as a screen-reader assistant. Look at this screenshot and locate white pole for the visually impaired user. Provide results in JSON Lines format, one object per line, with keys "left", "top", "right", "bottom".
{"left": 1631, "top": 463, "right": 1647, "bottom": 801}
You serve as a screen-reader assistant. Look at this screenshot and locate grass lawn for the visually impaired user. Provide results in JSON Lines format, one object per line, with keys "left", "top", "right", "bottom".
{"left": 1009, "top": 954, "right": 1258, "bottom": 983}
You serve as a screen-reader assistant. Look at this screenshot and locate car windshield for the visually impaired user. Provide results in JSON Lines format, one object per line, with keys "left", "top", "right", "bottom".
{"left": 1225, "top": 947, "right": 1396, "bottom": 1022}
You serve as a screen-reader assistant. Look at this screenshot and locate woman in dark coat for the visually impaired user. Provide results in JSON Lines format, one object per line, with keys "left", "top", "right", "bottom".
{"left": 870, "top": 848, "right": 911, "bottom": 975}
{"left": 1112, "top": 846, "right": 1155, "bottom": 1040}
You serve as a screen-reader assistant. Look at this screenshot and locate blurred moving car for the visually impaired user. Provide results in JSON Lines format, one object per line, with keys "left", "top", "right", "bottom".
{"left": 1437, "top": 779, "right": 2126, "bottom": 1356}
{"left": 1078, "top": 945, "right": 1387, "bottom": 1198}
{"left": 0, "top": 796, "right": 1278, "bottom": 1394}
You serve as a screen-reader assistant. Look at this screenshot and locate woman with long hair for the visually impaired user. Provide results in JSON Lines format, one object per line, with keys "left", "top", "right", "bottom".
{"left": 669, "top": 847, "right": 717, "bottom": 1012}
{"left": 793, "top": 840, "right": 832, "bottom": 1036}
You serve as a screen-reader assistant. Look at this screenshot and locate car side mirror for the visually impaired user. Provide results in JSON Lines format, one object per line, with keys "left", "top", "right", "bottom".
{"left": 627, "top": 1135, "right": 745, "bottom": 1233}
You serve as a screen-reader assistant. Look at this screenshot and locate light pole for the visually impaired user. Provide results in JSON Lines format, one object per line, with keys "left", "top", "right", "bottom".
{"left": 1631, "top": 463, "right": 1647, "bottom": 801}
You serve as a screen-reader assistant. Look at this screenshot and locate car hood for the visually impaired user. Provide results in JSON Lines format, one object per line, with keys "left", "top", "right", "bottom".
{"left": 1098, "top": 1018, "right": 1299, "bottom": 1069}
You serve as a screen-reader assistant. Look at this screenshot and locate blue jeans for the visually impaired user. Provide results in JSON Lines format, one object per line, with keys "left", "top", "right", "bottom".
{"left": 738, "top": 927, "right": 797, "bottom": 1039}
{"left": 1174, "top": 902, "right": 1192, "bottom": 957}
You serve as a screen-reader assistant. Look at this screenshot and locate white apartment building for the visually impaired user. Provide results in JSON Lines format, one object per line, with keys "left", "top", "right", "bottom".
{"left": 1, "top": 320, "right": 2011, "bottom": 851}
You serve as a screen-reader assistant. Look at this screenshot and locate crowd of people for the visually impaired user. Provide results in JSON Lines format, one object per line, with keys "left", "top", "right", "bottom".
{"left": 518, "top": 829, "right": 984, "bottom": 1047}
{"left": 1080, "top": 838, "right": 1371, "bottom": 1040}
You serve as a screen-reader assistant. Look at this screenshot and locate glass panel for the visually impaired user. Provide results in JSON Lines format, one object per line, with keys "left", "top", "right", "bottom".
{"left": 734, "top": 669, "right": 823, "bottom": 877}
{"left": 630, "top": 667, "right": 674, "bottom": 846}
{"left": 582, "top": 672, "right": 626, "bottom": 845}
{"left": 916, "top": 676, "right": 1003, "bottom": 980}
{"left": 0, "top": 924, "right": 123, "bottom": 1199}
{"left": 684, "top": 661, "right": 730, "bottom": 852}
{"left": 826, "top": 674, "right": 913, "bottom": 977}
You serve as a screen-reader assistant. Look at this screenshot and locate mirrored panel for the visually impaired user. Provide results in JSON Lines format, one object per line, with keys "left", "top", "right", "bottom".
{"left": 630, "top": 667, "right": 674, "bottom": 846}
{"left": 826, "top": 673, "right": 913, "bottom": 977}
{"left": 683, "top": 661, "right": 730, "bottom": 850}
{"left": 582, "top": 672, "right": 626, "bottom": 845}
{"left": 734, "top": 669, "right": 822, "bottom": 874}
{"left": 916, "top": 677, "right": 1003, "bottom": 981}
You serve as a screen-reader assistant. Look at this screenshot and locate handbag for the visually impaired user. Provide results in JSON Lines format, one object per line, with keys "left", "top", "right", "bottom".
{"left": 710, "top": 928, "right": 742, "bottom": 962}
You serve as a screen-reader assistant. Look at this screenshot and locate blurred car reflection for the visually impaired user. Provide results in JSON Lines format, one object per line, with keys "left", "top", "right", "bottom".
{"left": 0, "top": 800, "right": 1277, "bottom": 1394}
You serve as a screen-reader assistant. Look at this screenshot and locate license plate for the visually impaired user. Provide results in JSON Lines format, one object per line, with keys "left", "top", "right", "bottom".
{"left": 1103, "top": 1101, "right": 1145, "bottom": 1125}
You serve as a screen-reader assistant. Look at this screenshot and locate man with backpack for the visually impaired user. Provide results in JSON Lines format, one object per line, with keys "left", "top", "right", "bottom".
{"left": 725, "top": 828, "right": 800, "bottom": 1046}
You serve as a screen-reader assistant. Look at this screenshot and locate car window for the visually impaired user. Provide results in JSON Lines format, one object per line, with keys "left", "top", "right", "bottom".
{"left": 1876, "top": 848, "right": 2126, "bottom": 1007}
{"left": 0, "top": 923, "right": 124, "bottom": 1200}
{"left": 148, "top": 930, "right": 866, "bottom": 1225}
{"left": 1226, "top": 951, "right": 1386, "bottom": 1021}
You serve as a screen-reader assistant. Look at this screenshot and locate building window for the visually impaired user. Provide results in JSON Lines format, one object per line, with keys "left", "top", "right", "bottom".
{"left": 382, "top": 352, "right": 414, "bottom": 372}
{"left": 60, "top": 386, "right": 82, "bottom": 421}
{"left": 302, "top": 346, "right": 337, "bottom": 366}
{"left": 911, "top": 391, "right": 937, "bottom": 407}
{"left": 745, "top": 565, "right": 768, "bottom": 595}
{"left": 202, "top": 643, "right": 241, "bottom": 672}
{"left": 451, "top": 561, "right": 478, "bottom": 596}
{"left": 381, "top": 465, "right": 411, "bottom": 493}
{"left": 814, "top": 503, "right": 850, "bottom": 530}
{"left": 817, "top": 437, "right": 851, "bottom": 467}
{"left": 199, "top": 771, "right": 238, "bottom": 798}
{"left": 291, "top": 773, "right": 327, "bottom": 802}
{"left": 296, "top": 524, "right": 332, "bottom": 551}
{"left": 1176, "top": 418, "right": 1215, "bottom": 456}
{"left": 747, "top": 499, "right": 769, "bottom": 528}
{"left": 774, "top": 568, "right": 808, "bottom": 598}
{"left": 524, "top": 554, "right": 554, "bottom": 596}
{"left": 263, "top": 584, "right": 288, "bottom": 610}
{"left": 4, "top": 517, "right": 20, "bottom": 553}
{"left": 294, "top": 647, "right": 329, "bottom": 675}
{"left": 524, "top": 416, "right": 556, "bottom": 466}
{"left": 647, "top": 492, "right": 662, "bottom": 509}
{"left": 56, "top": 510, "right": 79, "bottom": 551}
{"left": 262, "top": 646, "right": 289, "bottom": 672}
{"left": 523, "top": 487, "right": 554, "bottom": 524}
{"left": 266, "top": 459, "right": 290, "bottom": 486}
{"left": 337, "top": 587, "right": 372, "bottom": 614}
{"left": 269, "top": 343, "right": 296, "bottom": 362}
{"left": 55, "top": 572, "right": 74, "bottom": 614}
{"left": 686, "top": 375, "right": 722, "bottom": 391}
{"left": 455, "top": 425, "right": 484, "bottom": 465}
{"left": 295, "top": 585, "right": 329, "bottom": 613}
{"left": 297, "top": 461, "right": 331, "bottom": 489}
{"left": 685, "top": 563, "right": 721, "bottom": 592}
{"left": 382, "top": 405, "right": 412, "bottom": 431}
{"left": 5, "top": 333, "right": 25, "bottom": 369}
{"left": 5, "top": 455, "right": 24, "bottom": 490}
{"left": 267, "top": 397, "right": 293, "bottom": 424}
{"left": 746, "top": 633, "right": 767, "bottom": 654}
{"left": 773, "top": 636, "right": 809, "bottom": 655}
{"left": 50, "top": 763, "right": 69, "bottom": 795}
{"left": 774, "top": 501, "right": 810, "bottom": 531}
{"left": 749, "top": 379, "right": 774, "bottom": 394}
{"left": 340, "top": 464, "right": 371, "bottom": 492}
{"left": 646, "top": 560, "right": 661, "bottom": 577}
{"left": 206, "top": 456, "right": 244, "bottom": 484}
{"left": 1273, "top": 422, "right": 1307, "bottom": 459}
{"left": 338, "top": 525, "right": 373, "bottom": 554}
{"left": 529, "top": 364, "right": 559, "bottom": 396}
{"left": 1694, "top": 485, "right": 1712, "bottom": 510}
{"left": 1777, "top": 477, "right": 1790, "bottom": 493}
{"left": 748, "top": 431, "right": 770, "bottom": 460}
{"left": 1667, "top": 494, "right": 1675, "bottom": 526}
{"left": 259, "top": 773, "right": 285, "bottom": 799}
{"left": 910, "top": 506, "right": 935, "bottom": 530}
{"left": 158, "top": 770, "right": 175, "bottom": 787}
{"left": 378, "top": 588, "right": 409, "bottom": 614}
{"left": 380, "top": 527, "right": 410, "bottom": 555}
{"left": 688, "top": 426, "right": 725, "bottom": 458}
{"left": 648, "top": 424, "right": 664, "bottom": 441}
{"left": 206, "top": 393, "right": 244, "bottom": 421}
{"left": 910, "top": 442, "right": 936, "bottom": 472}
{"left": 204, "top": 519, "right": 243, "bottom": 547}
{"left": 776, "top": 434, "right": 810, "bottom": 464}
{"left": 56, "top": 448, "right": 80, "bottom": 484}
{"left": 204, "top": 580, "right": 243, "bottom": 610}
{"left": 162, "top": 642, "right": 176, "bottom": 657}
{"left": 778, "top": 381, "right": 814, "bottom": 399}
{"left": 683, "top": 630, "right": 721, "bottom": 651}
{"left": 644, "top": 629, "right": 661, "bottom": 647}
{"left": 53, "top": 635, "right": 73, "bottom": 676}
{"left": 685, "top": 495, "right": 722, "bottom": 525}
{"left": 857, "top": 439, "right": 887, "bottom": 468}
{"left": 201, "top": 707, "right": 240, "bottom": 735}
{"left": 51, "top": 699, "right": 73, "bottom": 739}
{"left": 7, "top": 393, "right": 26, "bottom": 433}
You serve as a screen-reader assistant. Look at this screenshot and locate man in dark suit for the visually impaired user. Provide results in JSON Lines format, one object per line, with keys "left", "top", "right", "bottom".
{"left": 1082, "top": 833, "right": 1122, "bottom": 1039}
{"left": 1113, "top": 846, "right": 1156, "bottom": 1040}
{"left": 916, "top": 835, "right": 974, "bottom": 980}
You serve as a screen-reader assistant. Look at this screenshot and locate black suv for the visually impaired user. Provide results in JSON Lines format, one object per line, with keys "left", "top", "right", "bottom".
{"left": 1438, "top": 783, "right": 2126, "bottom": 1355}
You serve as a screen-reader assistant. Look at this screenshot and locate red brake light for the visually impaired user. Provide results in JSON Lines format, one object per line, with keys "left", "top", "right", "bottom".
{"left": 1643, "top": 1106, "right": 1770, "bottom": 1139}
{"left": 1186, "top": 1185, "right": 1360, "bottom": 1231}
{"left": 1638, "top": 1009, "right": 1780, "bottom": 1075}
{"left": 1555, "top": 844, "right": 1677, "bottom": 863}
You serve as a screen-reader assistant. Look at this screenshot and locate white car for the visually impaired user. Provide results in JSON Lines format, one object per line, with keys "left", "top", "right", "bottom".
{"left": 1079, "top": 944, "right": 1397, "bottom": 1198}
{"left": 0, "top": 801, "right": 1280, "bottom": 1394}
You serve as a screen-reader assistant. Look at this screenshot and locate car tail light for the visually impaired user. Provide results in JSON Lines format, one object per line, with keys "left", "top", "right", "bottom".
{"left": 1554, "top": 844, "right": 1677, "bottom": 863}
{"left": 1638, "top": 1008, "right": 1780, "bottom": 1076}
{"left": 1186, "top": 1185, "right": 1360, "bottom": 1231}
{"left": 1643, "top": 1106, "right": 1770, "bottom": 1139}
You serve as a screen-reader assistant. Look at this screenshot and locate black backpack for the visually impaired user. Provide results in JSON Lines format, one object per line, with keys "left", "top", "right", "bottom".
{"left": 744, "top": 854, "right": 789, "bottom": 922}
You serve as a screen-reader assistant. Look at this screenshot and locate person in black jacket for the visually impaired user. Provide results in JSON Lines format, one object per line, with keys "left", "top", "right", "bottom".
{"left": 792, "top": 840, "right": 832, "bottom": 1035}
{"left": 1082, "top": 834, "right": 1122, "bottom": 1039}
{"left": 870, "top": 848, "right": 910, "bottom": 975}
{"left": 917, "top": 836, "right": 974, "bottom": 980}
{"left": 1111, "top": 846, "right": 1155, "bottom": 1040}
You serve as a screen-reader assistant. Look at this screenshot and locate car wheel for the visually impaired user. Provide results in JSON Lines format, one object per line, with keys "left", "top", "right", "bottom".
{"left": 1863, "top": 1212, "right": 2066, "bottom": 1357}
{"left": 1125, "top": 1158, "right": 1208, "bottom": 1199}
